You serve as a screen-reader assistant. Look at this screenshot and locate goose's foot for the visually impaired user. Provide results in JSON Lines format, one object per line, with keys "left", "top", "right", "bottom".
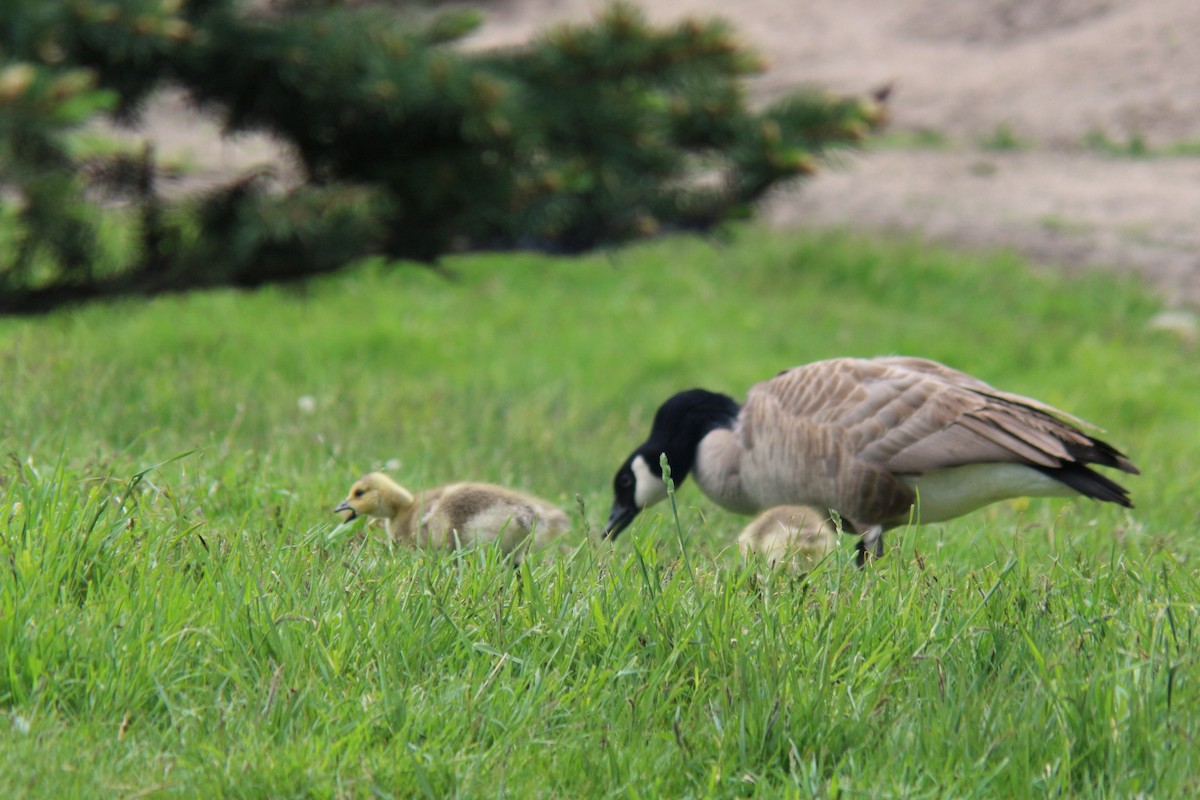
{"left": 854, "top": 524, "right": 885, "bottom": 568}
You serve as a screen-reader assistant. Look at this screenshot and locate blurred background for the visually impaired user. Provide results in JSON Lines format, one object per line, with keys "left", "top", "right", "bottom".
{"left": 128, "top": 0, "right": 1200, "bottom": 309}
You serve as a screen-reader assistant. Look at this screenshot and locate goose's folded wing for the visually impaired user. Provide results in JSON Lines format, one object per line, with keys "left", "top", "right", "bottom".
{"left": 872, "top": 356, "right": 1097, "bottom": 428}
{"left": 746, "top": 358, "right": 1134, "bottom": 475}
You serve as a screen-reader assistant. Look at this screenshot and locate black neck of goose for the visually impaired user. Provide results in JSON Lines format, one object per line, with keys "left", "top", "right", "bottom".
{"left": 644, "top": 389, "right": 740, "bottom": 484}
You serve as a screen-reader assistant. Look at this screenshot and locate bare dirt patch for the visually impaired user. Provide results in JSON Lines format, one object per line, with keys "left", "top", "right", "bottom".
{"left": 133, "top": 0, "right": 1200, "bottom": 307}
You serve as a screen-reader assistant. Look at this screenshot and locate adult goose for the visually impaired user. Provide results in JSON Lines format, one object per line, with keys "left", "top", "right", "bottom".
{"left": 604, "top": 356, "right": 1138, "bottom": 562}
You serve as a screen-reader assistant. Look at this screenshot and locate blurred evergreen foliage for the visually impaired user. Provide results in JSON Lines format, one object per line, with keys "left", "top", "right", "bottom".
{"left": 0, "top": 0, "right": 887, "bottom": 313}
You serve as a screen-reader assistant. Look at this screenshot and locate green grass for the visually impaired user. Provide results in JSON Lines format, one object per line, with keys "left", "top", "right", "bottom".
{"left": 1081, "top": 129, "right": 1150, "bottom": 159}
{"left": 979, "top": 123, "right": 1029, "bottom": 152}
{"left": 870, "top": 128, "right": 952, "bottom": 150}
{"left": 867, "top": 124, "right": 1200, "bottom": 161}
{"left": 1, "top": 228, "right": 1197, "bottom": 797}
{"left": 1081, "top": 129, "right": 1200, "bottom": 159}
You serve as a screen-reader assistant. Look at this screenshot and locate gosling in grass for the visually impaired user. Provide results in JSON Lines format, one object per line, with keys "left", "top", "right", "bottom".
{"left": 738, "top": 505, "right": 838, "bottom": 572}
{"left": 334, "top": 472, "right": 568, "bottom": 562}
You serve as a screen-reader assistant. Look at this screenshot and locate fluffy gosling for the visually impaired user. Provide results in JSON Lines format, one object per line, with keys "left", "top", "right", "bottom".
{"left": 334, "top": 472, "right": 568, "bottom": 563}
{"left": 738, "top": 505, "right": 838, "bottom": 572}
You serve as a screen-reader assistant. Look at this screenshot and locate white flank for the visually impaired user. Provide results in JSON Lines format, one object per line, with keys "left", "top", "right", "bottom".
{"left": 900, "top": 462, "right": 1076, "bottom": 523}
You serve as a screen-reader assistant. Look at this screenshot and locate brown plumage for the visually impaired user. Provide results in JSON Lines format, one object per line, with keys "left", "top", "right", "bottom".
{"left": 737, "top": 505, "right": 838, "bottom": 572}
{"left": 335, "top": 472, "right": 569, "bottom": 563}
{"left": 605, "top": 356, "right": 1138, "bottom": 562}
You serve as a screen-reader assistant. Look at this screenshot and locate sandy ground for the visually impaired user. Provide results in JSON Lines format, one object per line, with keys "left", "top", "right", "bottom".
{"left": 135, "top": 0, "right": 1200, "bottom": 309}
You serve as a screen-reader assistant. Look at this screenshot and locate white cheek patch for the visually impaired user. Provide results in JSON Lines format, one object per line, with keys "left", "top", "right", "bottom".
{"left": 632, "top": 455, "right": 669, "bottom": 509}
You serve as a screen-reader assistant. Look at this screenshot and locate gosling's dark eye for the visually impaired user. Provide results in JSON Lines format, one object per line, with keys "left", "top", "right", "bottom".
{"left": 353, "top": 488, "right": 366, "bottom": 498}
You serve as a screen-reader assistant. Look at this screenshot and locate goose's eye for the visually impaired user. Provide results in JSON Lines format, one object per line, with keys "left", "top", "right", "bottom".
{"left": 353, "top": 488, "right": 366, "bottom": 498}
{"left": 618, "top": 473, "right": 634, "bottom": 489}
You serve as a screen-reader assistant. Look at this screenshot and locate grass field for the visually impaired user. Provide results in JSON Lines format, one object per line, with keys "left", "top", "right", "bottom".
{"left": 1, "top": 228, "right": 1197, "bottom": 797}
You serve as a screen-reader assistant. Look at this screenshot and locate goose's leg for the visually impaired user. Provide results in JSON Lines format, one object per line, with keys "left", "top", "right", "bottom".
{"left": 854, "top": 524, "right": 885, "bottom": 567}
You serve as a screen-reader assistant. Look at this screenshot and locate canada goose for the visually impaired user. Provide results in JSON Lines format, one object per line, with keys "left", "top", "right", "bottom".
{"left": 334, "top": 472, "right": 569, "bottom": 563}
{"left": 738, "top": 505, "right": 838, "bottom": 572}
{"left": 604, "top": 356, "right": 1138, "bottom": 563}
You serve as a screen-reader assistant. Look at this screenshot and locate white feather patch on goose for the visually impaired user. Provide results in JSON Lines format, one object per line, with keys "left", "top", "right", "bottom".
{"left": 898, "top": 462, "right": 1077, "bottom": 523}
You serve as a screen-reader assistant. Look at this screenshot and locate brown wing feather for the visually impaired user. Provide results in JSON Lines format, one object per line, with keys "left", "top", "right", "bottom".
{"left": 744, "top": 357, "right": 1135, "bottom": 476}
{"left": 875, "top": 356, "right": 1098, "bottom": 429}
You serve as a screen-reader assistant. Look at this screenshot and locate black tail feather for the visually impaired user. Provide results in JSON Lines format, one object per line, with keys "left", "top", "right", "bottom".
{"left": 1034, "top": 463, "right": 1134, "bottom": 508}
{"left": 1057, "top": 434, "right": 1140, "bottom": 476}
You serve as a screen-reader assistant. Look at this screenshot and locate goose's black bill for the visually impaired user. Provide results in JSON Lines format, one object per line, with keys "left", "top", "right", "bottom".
{"left": 604, "top": 501, "right": 639, "bottom": 539}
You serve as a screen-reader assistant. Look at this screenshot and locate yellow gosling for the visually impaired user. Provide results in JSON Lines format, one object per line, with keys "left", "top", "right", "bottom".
{"left": 738, "top": 505, "right": 837, "bottom": 572}
{"left": 334, "top": 472, "right": 568, "bottom": 563}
